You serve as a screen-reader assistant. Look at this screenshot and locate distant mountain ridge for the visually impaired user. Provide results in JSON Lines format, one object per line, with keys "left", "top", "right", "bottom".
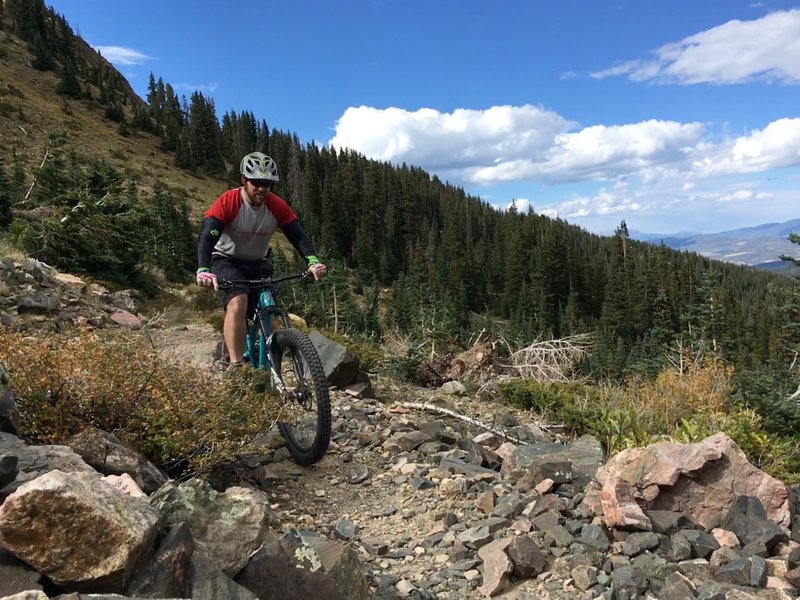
{"left": 630, "top": 219, "right": 800, "bottom": 273}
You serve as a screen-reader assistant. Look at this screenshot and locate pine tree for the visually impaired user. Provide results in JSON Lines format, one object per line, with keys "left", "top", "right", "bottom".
{"left": 597, "top": 222, "right": 635, "bottom": 375}
{"left": 780, "top": 233, "right": 800, "bottom": 266}
{"left": 187, "top": 91, "right": 224, "bottom": 175}
{"left": 301, "top": 151, "right": 323, "bottom": 240}
{"left": 56, "top": 56, "right": 81, "bottom": 99}
{"left": 31, "top": 30, "right": 53, "bottom": 71}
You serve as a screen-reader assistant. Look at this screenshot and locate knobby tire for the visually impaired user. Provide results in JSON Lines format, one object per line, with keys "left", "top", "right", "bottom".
{"left": 273, "top": 328, "right": 331, "bottom": 464}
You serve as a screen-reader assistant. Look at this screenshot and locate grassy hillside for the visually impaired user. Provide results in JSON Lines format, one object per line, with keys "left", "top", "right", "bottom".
{"left": 0, "top": 19, "right": 224, "bottom": 221}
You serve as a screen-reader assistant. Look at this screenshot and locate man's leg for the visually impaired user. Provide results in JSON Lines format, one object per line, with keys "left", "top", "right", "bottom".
{"left": 224, "top": 293, "right": 248, "bottom": 363}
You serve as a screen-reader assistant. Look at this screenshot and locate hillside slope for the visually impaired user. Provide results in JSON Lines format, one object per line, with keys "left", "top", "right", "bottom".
{"left": 0, "top": 21, "right": 224, "bottom": 220}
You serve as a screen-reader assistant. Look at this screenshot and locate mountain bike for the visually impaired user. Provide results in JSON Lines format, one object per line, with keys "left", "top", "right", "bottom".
{"left": 219, "top": 272, "right": 331, "bottom": 465}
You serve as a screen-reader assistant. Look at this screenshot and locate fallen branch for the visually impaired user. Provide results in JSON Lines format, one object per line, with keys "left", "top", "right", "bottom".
{"left": 398, "top": 401, "right": 561, "bottom": 445}
{"left": 503, "top": 333, "right": 594, "bottom": 382}
{"left": 24, "top": 147, "right": 49, "bottom": 201}
{"left": 790, "top": 384, "right": 800, "bottom": 403}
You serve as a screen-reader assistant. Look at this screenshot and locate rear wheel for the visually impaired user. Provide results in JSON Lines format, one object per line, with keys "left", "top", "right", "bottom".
{"left": 273, "top": 328, "right": 331, "bottom": 464}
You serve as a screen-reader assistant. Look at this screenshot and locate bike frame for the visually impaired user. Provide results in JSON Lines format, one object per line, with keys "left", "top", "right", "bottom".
{"left": 233, "top": 273, "right": 309, "bottom": 394}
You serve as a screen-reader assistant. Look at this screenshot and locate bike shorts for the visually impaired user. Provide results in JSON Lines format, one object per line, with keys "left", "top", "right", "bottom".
{"left": 211, "top": 254, "right": 273, "bottom": 319}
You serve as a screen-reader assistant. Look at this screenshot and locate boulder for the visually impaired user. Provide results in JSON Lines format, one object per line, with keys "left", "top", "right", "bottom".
{"left": 596, "top": 433, "right": 791, "bottom": 532}
{"left": 0, "top": 432, "right": 97, "bottom": 493}
{"left": 236, "top": 530, "right": 370, "bottom": 600}
{"left": 0, "top": 548, "right": 45, "bottom": 598}
{"left": 149, "top": 478, "right": 271, "bottom": 577}
{"left": 308, "top": 331, "right": 361, "bottom": 388}
{"left": 125, "top": 522, "right": 194, "bottom": 598}
{"left": 65, "top": 427, "right": 167, "bottom": 494}
{"left": 0, "top": 469, "right": 159, "bottom": 592}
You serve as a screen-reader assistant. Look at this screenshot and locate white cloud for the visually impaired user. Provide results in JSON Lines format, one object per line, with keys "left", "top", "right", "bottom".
{"left": 329, "top": 104, "right": 800, "bottom": 193}
{"left": 93, "top": 45, "right": 153, "bottom": 66}
{"left": 591, "top": 9, "right": 800, "bottom": 85}
{"left": 718, "top": 189, "right": 756, "bottom": 203}
{"left": 691, "top": 118, "right": 800, "bottom": 176}
{"left": 174, "top": 83, "right": 219, "bottom": 95}
{"left": 330, "top": 106, "right": 706, "bottom": 187}
{"left": 329, "top": 105, "right": 573, "bottom": 171}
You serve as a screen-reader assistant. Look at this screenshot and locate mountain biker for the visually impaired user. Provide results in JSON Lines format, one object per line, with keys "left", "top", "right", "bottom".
{"left": 196, "top": 151, "right": 326, "bottom": 367}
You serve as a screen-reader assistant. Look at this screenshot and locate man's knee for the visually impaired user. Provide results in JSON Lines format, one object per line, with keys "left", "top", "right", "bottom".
{"left": 226, "top": 294, "right": 248, "bottom": 315}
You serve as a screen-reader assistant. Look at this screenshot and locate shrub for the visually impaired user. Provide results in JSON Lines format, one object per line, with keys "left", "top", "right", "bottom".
{"left": 497, "top": 354, "right": 800, "bottom": 484}
{"left": 498, "top": 379, "right": 604, "bottom": 435}
{"left": 0, "top": 328, "right": 282, "bottom": 474}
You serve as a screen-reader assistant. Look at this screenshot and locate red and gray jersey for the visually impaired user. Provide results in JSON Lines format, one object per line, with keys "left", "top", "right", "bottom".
{"left": 205, "top": 188, "right": 298, "bottom": 262}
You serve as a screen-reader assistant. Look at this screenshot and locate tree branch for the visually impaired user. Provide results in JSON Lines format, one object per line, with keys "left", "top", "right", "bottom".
{"left": 397, "top": 401, "right": 560, "bottom": 445}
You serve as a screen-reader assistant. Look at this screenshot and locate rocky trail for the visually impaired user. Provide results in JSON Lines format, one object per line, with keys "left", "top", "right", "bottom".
{"left": 4, "top": 256, "right": 800, "bottom": 599}
{"left": 146, "top": 319, "right": 559, "bottom": 597}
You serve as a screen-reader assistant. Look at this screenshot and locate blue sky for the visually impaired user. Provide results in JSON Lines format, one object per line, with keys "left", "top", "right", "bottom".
{"left": 46, "top": 1, "right": 800, "bottom": 236}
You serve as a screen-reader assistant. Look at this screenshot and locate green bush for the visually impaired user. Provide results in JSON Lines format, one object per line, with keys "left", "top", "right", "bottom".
{"left": 499, "top": 379, "right": 605, "bottom": 436}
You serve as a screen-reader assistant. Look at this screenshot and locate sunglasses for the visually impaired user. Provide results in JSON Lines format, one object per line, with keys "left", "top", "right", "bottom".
{"left": 248, "top": 179, "right": 272, "bottom": 189}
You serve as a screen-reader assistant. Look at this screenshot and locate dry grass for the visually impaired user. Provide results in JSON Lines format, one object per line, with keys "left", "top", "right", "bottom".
{"left": 0, "top": 234, "right": 27, "bottom": 261}
{"left": 0, "top": 327, "right": 283, "bottom": 473}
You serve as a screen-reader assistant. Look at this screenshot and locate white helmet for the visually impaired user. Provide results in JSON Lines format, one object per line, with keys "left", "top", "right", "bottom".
{"left": 240, "top": 152, "right": 279, "bottom": 181}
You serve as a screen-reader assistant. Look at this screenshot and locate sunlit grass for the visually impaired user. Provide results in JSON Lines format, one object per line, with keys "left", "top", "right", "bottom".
{"left": 0, "top": 233, "right": 27, "bottom": 261}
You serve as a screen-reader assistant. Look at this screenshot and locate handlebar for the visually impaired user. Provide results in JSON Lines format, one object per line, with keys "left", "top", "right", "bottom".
{"left": 218, "top": 271, "right": 312, "bottom": 291}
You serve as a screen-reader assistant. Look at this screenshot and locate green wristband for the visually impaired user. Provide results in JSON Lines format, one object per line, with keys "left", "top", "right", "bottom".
{"left": 307, "top": 255, "right": 320, "bottom": 265}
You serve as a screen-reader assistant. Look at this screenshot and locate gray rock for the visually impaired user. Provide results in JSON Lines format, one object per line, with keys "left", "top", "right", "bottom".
{"left": 15, "top": 291, "right": 60, "bottom": 313}
{"left": 544, "top": 524, "right": 574, "bottom": 548}
{"left": 681, "top": 530, "right": 721, "bottom": 559}
{"left": 581, "top": 523, "right": 612, "bottom": 551}
{"left": 438, "top": 380, "right": 467, "bottom": 396}
{"left": 0, "top": 454, "right": 18, "bottom": 487}
{"left": 610, "top": 565, "right": 649, "bottom": 599}
{"left": 149, "top": 478, "right": 271, "bottom": 577}
{"left": 308, "top": 331, "right": 360, "bottom": 388}
{"left": 347, "top": 464, "right": 370, "bottom": 484}
{"left": 572, "top": 564, "right": 599, "bottom": 591}
{"left": 659, "top": 572, "right": 697, "bottom": 600}
{"left": 0, "top": 362, "right": 21, "bottom": 436}
{"left": 0, "top": 548, "right": 45, "bottom": 598}
{"left": 65, "top": 427, "right": 167, "bottom": 494}
{"left": 125, "top": 522, "right": 194, "bottom": 598}
{"left": 507, "top": 534, "right": 548, "bottom": 578}
{"left": 622, "top": 532, "right": 662, "bottom": 557}
{"left": 192, "top": 552, "right": 257, "bottom": 600}
{"left": 236, "top": 530, "right": 370, "bottom": 600}
{"left": 714, "top": 557, "right": 752, "bottom": 586}
{"left": 334, "top": 517, "right": 357, "bottom": 540}
{"left": 0, "top": 432, "right": 97, "bottom": 487}
{"left": 456, "top": 525, "right": 493, "bottom": 549}
{"left": 720, "top": 495, "right": 789, "bottom": 551}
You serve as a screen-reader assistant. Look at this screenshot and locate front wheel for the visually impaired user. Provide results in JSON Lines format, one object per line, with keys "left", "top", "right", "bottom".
{"left": 273, "top": 328, "right": 331, "bottom": 465}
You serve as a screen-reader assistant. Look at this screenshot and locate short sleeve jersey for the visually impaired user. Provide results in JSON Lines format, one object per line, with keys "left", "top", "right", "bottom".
{"left": 205, "top": 188, "right": 298, "bottom": 262}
